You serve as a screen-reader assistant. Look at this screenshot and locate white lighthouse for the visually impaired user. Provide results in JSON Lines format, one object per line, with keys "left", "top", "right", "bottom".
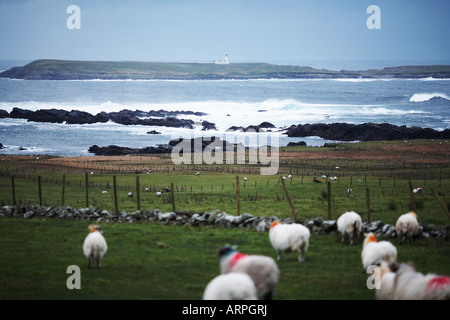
{"left": 214, "top": 53, "right": 230, "bottom": 64}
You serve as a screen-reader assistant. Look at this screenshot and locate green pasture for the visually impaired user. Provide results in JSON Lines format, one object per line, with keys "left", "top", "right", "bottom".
{"left": 0, "top": 218, "right": 449, "bottom": 300}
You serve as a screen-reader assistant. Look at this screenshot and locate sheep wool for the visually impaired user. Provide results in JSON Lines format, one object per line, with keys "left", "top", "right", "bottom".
{"left": 269, "top": 221, "right": 310, "bottom": 262}
{"left": 395, "top": 212, "right": 419, "bottom": 244}
{"left": 217, "top": 246, "right": 279, "bottom": 300}
{"left": 83, "top": 225, "right": 108, "bottom": 269}
{"left": 380, "top": 263, "right": 450, "bottom": 300}
{"left": 336, "top": 211, "right": 362, "bottom": 245}
{"left": 203, "top": 273, "right": 257, "bottom": 300}
{"left": 361, "top": 233, "right": 397, "bottom": 270}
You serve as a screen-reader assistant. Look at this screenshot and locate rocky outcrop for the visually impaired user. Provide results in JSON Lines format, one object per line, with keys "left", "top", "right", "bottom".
{"left": 3, "top": 107, "right": 214, "bottom": 130}
{"left": 88, "top": 144, "right": 173, "bottom": 156}
{"left": 1, "top": 205, "right": 448, "bottom": 240}
{"left": 226, "top": 122, "right": 276, "bottom": 132}
{"left": 284, "top": 122, "right": 450, "bottom": 141}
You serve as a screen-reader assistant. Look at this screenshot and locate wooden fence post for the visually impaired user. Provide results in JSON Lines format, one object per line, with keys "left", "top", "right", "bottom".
{"left": 171, "top": 182, "right": 175, "bottom": 212}
{"left": 327, "top": 181, "right": 331, "bottom": 219}
{"left": 11, "top": 176, "right": 16, "bottom": 206}
{"left": 85, "top": 173, "right": 89, "bottom": 208}
{"left": 136, "top": 176, "right": 141, "bottom": 211}
{"left": 61, "top": 174, "right": 65, "bottom": 206}
{"left": 366, "top": 187, "right": 371, "bottom": 224}
{"left": 408, "top": 180, "right": 416, "bottom": 212}
{"left": 281, "top": 178, "right": 298, "bottom": 221}
{"left": 38, "top": 176, "right": 42, "bottom": 206}
{"left": 236, "top": 176, "right": 240, "bottom": 216}
{"left": 113, "top": 175, "right": 119, "bottom": 214}
{"left": 430, "top": 186, "right": 450, "bottom": 220}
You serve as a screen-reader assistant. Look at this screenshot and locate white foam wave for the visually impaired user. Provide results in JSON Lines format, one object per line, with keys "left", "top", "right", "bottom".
{"left": 410, "top": 93, "right": 450, "bottom": 102}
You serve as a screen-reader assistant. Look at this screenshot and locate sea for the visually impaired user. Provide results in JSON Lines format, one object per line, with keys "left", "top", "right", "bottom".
{"left": 0, "top": 60, "right": 449, "bottom": 157}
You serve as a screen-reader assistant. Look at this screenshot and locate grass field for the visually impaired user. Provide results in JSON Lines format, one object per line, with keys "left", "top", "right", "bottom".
{"left": 0, "top": 140, "right": 449, "bottom": 300}
{"left": 1, "top": 218, "right": 449, "bottom": 300}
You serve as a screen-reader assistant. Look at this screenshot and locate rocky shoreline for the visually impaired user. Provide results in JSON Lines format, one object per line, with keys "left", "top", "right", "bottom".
{"left": 0, "top": 107, "right": 216, "bottom": 130}
{"left": 1, "top": 205, "right": 448, "bottom": 241}
{"left": 285, "top": 122, "right": 450, "bottom": 141}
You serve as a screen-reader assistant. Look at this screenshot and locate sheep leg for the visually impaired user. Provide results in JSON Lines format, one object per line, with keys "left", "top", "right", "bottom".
{"left": 96, "top": 256, "right": 101, "bottom": 269}
{"left": 285, "top": 252, "right": 290, "bottom": 261}
{"left": 276, "top": 250, "right": 281, "bottom": 262}
{"left": 88, "top": 254, "right": 94, "bottom": 269}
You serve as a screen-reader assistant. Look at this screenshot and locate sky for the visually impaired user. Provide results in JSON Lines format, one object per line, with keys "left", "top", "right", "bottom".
{"left": 0, "top": 0, "right": 449, "bottom": 65}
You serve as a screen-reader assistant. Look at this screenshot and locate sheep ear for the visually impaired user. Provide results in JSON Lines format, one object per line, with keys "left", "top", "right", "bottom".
{"left": 389, "top": 263, "right": 399, "bottom": 273}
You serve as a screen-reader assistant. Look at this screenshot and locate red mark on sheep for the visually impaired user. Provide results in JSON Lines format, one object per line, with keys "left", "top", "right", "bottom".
{"left": 229, "top": 252, "right": 247, "bottom": 269}
{"left": 427, "top": 276, "right": 450, "bottom": 290}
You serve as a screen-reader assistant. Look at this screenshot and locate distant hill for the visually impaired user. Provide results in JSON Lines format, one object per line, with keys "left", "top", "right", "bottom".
{"left": 0, "top": 59, "right": 449, "bottom": 80}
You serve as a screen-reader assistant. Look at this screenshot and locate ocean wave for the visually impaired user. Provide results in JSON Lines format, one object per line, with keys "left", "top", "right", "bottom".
{"left": 409, "top": 93, "right": 450, "bottom": 102}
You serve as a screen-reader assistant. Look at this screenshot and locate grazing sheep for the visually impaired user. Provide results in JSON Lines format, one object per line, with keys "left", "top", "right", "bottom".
{"left": 269, "top": 221, "right": 310, "bottom": 262}
{"left": 101, "top": 190, "right": 108, "bottom": 194}
{"left": 376, "top": 262, "right": 450, "bottom": 300}
{"left": 196, "top": 172, "right": 200, "bottom": 176}
{"left": 203, "top": 273, "right": 257, "bottom": 300}
{"left": 287, "top": 174, "right": 292, "bottom": 179}
{"left": 337, "top": 211, "right": 362, "bottom": 245}
{"left": 217, "top": 246, "right": 279, "bottom": 300}
{"left": 243, "top": 177, "right": 247, "bottom": 181}
{"left": 144, "top": 187, "right": 150, "bottom": 192}
{"left": 395, "top": 212, "right": 419, "bottom": 244}
{"left": 155, "top": 191, "right": 162, "bottom": 197}
{"left": 127, "top": 192, "right": 134, "bottom": 198}
{"left": 347, "top": 188, "right": 352, "bottom": 197}
{"left": 413, "top": 187, "right": 423, "bottom": 194}
{"left": 374, "top": 260, "right": 397, "bottom": 300}
{"left": 361, "top": 233, "right": 397, "bottom": 270}
{"left": 83, "top": 225, "right": 107, "bottom": 269}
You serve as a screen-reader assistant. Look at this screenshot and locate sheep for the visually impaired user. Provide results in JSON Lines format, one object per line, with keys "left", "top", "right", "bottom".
{"left": 361, "top": 232, "right": 397, "bottom": 270}
{"left": 395, "top": 212, "right": 419, "bottom": 244}
{"left": 376, "top": 262, "right": 450, "bottom": 300}
{"left": 337, "top": 211, "right": 362, "bottom": 245}
{"left": 155, "top": 191, "right": 162, "bottom": 197}
{"left": 195, "top": 172, "right": 200, "bottom": 176}
{"left": 413, "top": 187, "right": 423, "bottom": 194}
{"left": 243, "top": 177, "right": 247, "bottom": 181}
{"left": 83, "top": 225, "right": 107, "bottom": 269}
{"left": 347, "top": 188, "right": 352, "bottom": 197}
{"left": 203, "top": 273, "right": 257, "bottom": 300}
{"left": 217, "top": 245, "right": 279, "bottom": 300}
{"left": 287, "top": 174, "right": 292, "bottom": 179}
{"left": 374, "top": 260, "right": 397, "bottom": 300}
{"left": 127, "top": 192, "right": 134, "bottom": 198}
{"left": 144, "top": 187, "right": 150, "bottom": 192}
{"left": 269, "top": 221, "right": 310, "bottom": 262}
{"left": 101, "top": 190, "right": 108, "bottom": 194}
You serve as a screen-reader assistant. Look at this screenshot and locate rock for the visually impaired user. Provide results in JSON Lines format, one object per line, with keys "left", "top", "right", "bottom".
{"left": 24, "top": 211, "right": 35, "bottom": 219}
{"left": 287, "top": 141, "right": 307, "bottom": 146}
{"left": 147, "top": 130, "right": 161, "bottom": 135}
{"left": 284, "top": 122, "right": 450, "bottom": 141}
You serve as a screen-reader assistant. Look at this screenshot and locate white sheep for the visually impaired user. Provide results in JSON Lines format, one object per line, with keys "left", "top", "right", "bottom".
{"left": 376, "top": 262, "right": 450, "bottom": 300}
{"left": 203, "top": 273, "right": 257, "bottom": 300}
{"left": 337, "top": 211, "right": 362, "bottom": 245}
{"left": 374, "top": 260, "right": 397, "bottom": 300}
{"left": 243, "top": 177, "right": 247, "bottom": 181}
{"left": 269, "top": 221, "right": 310, "bottom": 262}
{"left": 361, "top": 232, "right": 397, "bottom": 270}
{"left": 101, "top": 190, "right": 108, "bottom": 194}
{"left": 155, "top": 191, "right": 162, "bottom": 197}
{"left": 347, "top": 188, "right": 352, "bottom": 197}
{"left": 83, "top": 225, "right": 107, "bottom": 269}
{"left": 128, "top": 192, "right": 134, "bottom": 198}
{"left": 413, "top": 187, "right": 423, "bottom": 194}
{"left": 196, "top": 172, "right": 200, "bottom": 176}
{"left": 217, "top": 245, "right": 279, "bottom": 300}
{"left": 395, "top": 212, "right": 419, "bottom": 244}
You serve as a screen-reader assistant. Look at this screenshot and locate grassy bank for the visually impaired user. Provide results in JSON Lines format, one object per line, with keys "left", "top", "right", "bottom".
{"left": 1, "top": 218, "right": 449, "bottom": 300}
